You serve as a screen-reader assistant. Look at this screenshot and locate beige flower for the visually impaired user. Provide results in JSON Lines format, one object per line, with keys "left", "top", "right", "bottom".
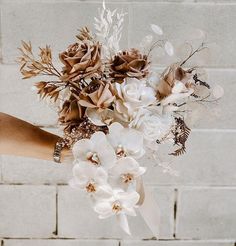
{"left": 156, "top": 64, "right": 192, "bottom": 100}
{"left": 110, "top": 49, "right": 149, "bottom": 83}
{"left": 59, "top": 40, "right": 102, "bottom": 82}
{"left": 59, "top": 97, "right": 84, "bottom": 124}
{"left": 78, "top": 80, "right": 115, "bottom": 111}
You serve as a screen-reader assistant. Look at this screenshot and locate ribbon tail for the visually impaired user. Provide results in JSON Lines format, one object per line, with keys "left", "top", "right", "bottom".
{"left": 136, "top": 178, "right": 160, "bottom": 238}
{"left": 117, "top": 213, "right": 131, "bottom": 235}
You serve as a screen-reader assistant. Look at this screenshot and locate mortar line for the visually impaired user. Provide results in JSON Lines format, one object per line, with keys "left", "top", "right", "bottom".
{"left": 1, "top": 183, "right": 236, "bottom": 188}
{"left": 173, "top": 188, "right": 178, "bottom": 239}
{"left": 53, "top": 185, "right": 58, "bottom": 236}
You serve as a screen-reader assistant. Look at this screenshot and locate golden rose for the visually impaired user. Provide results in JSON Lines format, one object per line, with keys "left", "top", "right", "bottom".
{"left": 78, "top": 80, "right": 115, "bottom": 111}
{"left": 110, "top": 49, "right": 149, "bottom": 83}
{"left": 59, "top": 97, "right": 84, "bottom": 124}
{"left": 59, "top": 40, "right": 102, "bottom": 82}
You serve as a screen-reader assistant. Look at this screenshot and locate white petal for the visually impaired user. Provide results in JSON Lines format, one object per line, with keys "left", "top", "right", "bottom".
{"left": 151, "top": 24, "right": 163, "bottom": 35}
{"left": 72, "top": 139, "right": 93, "bottom": 161}
{"left": 86, "top": 108, "right": 106, "bottom": 126}
{"left": 172, "top": 81, "right": 186, "bottom": 94}
{"left": 164, "top": 41, "right": 174, "bottom": 56}
{"left": 118, "top": 191, "right": 140, "bottom": 207}
{"left": 95, "top": 185, "right": 113, "bottom": 200}
{"left": 96, "top": 167, "right": 109, "bottom": 184}
{"left": 92, "top": 133, "right": 117, "bottom": 169}
{"left": 135, "top": 166, "right": 147, "bottom": 177}
{"left": 94, "top": 201, "right": 113, "bottom": 216}
{"left": 212, "top": 85, "right": 224, "bottom": 99}
{"left": 162, "top": 89, "right": 194, "bottom": 105}
{"left": 123, "top": 207, "right": 137, "bottom": 217}
{"left": 117, "top": 213, "right": 131, "bottom": 235}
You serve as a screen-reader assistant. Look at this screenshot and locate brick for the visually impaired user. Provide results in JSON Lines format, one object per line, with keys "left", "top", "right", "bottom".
{"left": 0, "top": 126, "right": 73, "bottom": 184}
{"left": 0, "top": 64, "right": 234, "bottom": 127}
{"left": 0, "top": 65, "right": 58, "bottom": 125}
{"left": 58, "top": 186, "right": 174, "bottom": 239}
{"left": 0, "top": 156, "right": 3, "bottom": 183}
{"left": 121, "top": 241, "right": 235, "bottom": 246}
{"left": 142, "top": 131, "right": 236, "bottom": 186}
{"left": 4, "top": 239, "right": 119, "bottom": 246}
{"left": 152, "top": 68, "right": 235, "bottom": 129}
{"left": 1, "top": 2, "right": 129, "bottom": 64}
{"left": 176, "top": 188, "right": 236, "bottom": 239}
{"left": 1, "top": 155, "right": 73, "bottom": 184}
{"left": 129, "top": 3, "right": 236, "bottom": 68}
{"left": 0, "top": 185, "right": 56, "bottom": 237}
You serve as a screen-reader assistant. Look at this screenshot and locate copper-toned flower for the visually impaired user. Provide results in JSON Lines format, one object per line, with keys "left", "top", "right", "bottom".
{"left": 59, "top": 40, "right": 102, "bottom": 82}
{"left": 59, "top": 97, "right": 84, "bottom": 124}
{"left": 156, "top": 64, "right": 191, "bottom": 100}
{"left": 78, "top": 80, "right": 115, "bottom": 111}
{"left": 110, "top": 49, "right": 149, "bottom": 83}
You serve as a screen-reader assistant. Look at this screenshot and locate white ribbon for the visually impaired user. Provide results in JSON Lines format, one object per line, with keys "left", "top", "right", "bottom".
{"left": 136, "top": 177, "right": 161, "bottom": 238}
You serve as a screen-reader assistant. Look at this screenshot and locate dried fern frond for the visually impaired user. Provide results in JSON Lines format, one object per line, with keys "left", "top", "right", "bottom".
{"left": 170, "top": 117, "right": 191, "bottom": 156}
{"left": 170, "top": 146, "right": 186, "bottom": 156}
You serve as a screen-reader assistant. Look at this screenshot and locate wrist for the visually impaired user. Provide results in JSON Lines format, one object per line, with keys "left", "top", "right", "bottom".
{"left": 61, "top": 146, "right": 73, "bottom": 163}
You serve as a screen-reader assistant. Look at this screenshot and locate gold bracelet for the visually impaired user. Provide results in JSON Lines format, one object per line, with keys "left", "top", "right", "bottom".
{"left": 53, "top": 138, "right": 67, "bottom": 163}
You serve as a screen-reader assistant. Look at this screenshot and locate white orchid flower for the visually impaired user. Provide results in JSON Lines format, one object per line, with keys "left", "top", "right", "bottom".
{"left": 69, "top": 162, "right": 113, "bottom": 199}
{"left": 109, "top": 157, "right": 146, "bottom": 188}
{"left": 72, "top": 131, "right": 116, "bottom": 169}
{"left": 94, "top": 189, "right": 140, "bottom": 234}
{"left": 107, "top": 122, "right": 145, "bottom": 159}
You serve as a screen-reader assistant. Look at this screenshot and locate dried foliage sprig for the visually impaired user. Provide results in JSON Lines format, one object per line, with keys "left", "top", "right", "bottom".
{"left": 17, "top": 41, "right": 61, "bottom": 79}
{"left": 94, "top": 2, "right": 126, "bottom": 57}
{"left": 170, "top": 117, "right": 191, "bottom": 156}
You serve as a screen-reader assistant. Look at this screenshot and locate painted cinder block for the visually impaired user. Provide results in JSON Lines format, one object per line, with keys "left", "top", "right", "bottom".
{"left": 58, "top": 186, "right": 175, "bottom": 239}
{"left": 121, "top": 240, "right": 235, "bottom": 246}
{"left": 142, "top": 131, "right": 236, "bottom": 186}
{"left": 4, "top": 239, "right": 120, "bottom": 246}
{"left": 0, "top": 185, "right": 56, "bottom": 237}
{"left": 1, "top": 2, "right": 129, "bottom": 64}
{"left": 129, "top": 2, "right": 236, "bottom": 68}
{"left": 176, "top": 188, "right": 236, "bottom": 239}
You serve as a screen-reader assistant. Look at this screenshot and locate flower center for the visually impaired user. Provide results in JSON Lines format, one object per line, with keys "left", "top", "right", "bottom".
{"left": 121, "top": 173, "right": 134, "bottom": 184}
{"left": 116, "top": 144, "right": 127, "bottom": 158}
{"left": 112, "top": 202, "right": 122, "bottom": 213}
{"left": 86, "top": 152, "right": 100, "bottom": 165}
{"left": 85, "top": 182, "right": 96, "bottom": 193}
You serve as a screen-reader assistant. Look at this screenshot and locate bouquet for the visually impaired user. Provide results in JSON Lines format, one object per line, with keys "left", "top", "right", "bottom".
{"left": 17, "top": 2, "right": 223, "bottom": 236}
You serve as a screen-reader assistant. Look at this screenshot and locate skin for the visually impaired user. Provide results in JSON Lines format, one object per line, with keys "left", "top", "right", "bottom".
{"left": 0, "top": 112, "right": 71, "bottom": 163}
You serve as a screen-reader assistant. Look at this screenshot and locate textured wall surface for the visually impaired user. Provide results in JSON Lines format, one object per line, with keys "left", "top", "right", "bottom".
{"left": 0, "top": 0, "right": 235, "bottom": 245}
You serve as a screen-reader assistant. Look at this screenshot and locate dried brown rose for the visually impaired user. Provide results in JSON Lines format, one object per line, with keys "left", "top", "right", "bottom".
{"left": 59, "top": 40, "right": 102, "bottom": 82}
{"left": 78, "top": 80, "right": 115, "bottom": 111}
{"left": 156, "top": 64, "right": 192, "bottom": 100}
{"left": 59, "top": 97, "right": 84, "bottom": 124}
{"left": 110, "top": 48, "right": 149, "bottom": 83}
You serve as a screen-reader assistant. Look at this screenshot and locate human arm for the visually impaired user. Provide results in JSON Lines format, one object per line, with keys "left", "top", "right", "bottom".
{"left": 0, "top": 112, "right": 71, "bottom": 163}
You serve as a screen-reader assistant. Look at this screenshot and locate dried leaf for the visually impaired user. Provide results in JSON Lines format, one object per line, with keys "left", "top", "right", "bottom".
{"left": 212, "top": 85, "right": 224, "bottom": 99}
{"left": 165, "top": 41, "right": 174, "bottom": 56}
{"left": 151, "top": 24, "right": 163, "bottom": 35}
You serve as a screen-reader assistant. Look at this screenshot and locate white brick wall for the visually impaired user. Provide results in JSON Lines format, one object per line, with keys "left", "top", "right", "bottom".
{"left": 0, "top": 0, "right": 235, "bottom": 246}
